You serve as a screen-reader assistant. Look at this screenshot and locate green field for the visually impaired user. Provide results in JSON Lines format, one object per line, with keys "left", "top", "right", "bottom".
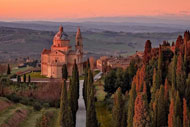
{"left": 26, "top": 72, "right": 47, "bottom": 78}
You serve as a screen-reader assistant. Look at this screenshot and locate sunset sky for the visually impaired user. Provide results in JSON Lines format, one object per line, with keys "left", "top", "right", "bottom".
{"left": 0, "top": 0, "right": 190, "bottom": 21}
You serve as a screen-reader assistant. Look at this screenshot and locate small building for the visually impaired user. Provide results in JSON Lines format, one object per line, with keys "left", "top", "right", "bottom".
{"left": 41, "top": 26, "right": 83, "bottom": 78}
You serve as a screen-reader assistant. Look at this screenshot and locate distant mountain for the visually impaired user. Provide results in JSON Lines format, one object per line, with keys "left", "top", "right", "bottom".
{"left": 1, "top": 16, "right": 190, "bottom": 33}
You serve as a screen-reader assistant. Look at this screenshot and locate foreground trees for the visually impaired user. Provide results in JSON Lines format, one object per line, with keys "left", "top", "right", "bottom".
{"left": 133, "top": 93, "right": 150, "bottom": 127}
{"left": 103, "top": 32, "right": 190, "bottom": 127}
{"left": 59, "top": 80, "right": 74, "bottom": 127}
{"left": 112, "top": 87, "right": 123, "bottom": 127}
{"left": 68, "top": 60, "right": 80, "bottom": 125}
{"left": 85, "top": 69, "right": 99, "bottom": 127}
{"left": 62, "top": 64, "right": 68, "bottom": 80}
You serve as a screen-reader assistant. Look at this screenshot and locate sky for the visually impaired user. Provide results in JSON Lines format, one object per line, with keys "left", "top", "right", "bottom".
{"left": 0, "top": 0, "right": 190, "bottom": 21}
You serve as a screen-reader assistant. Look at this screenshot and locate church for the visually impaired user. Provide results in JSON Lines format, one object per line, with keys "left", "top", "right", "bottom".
{"left": 41, "top": 26, "right": 83, "bottom": 78}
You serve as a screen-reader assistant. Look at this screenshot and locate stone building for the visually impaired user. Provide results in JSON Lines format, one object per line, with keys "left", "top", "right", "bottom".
{"left": 41, "top": 26, "right": 83, "bottom": 78}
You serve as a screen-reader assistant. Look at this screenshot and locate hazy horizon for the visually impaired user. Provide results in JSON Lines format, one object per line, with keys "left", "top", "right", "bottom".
{"left": 1, "top": 0, "right": 190, "bottom": 21}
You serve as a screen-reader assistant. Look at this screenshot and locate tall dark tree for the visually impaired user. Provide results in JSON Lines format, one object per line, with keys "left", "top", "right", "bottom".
{"left": 17, "top": 75, "right": 21, "bottom": 83}
{"left": 112, "top": 87, "right": 123, "bottom": 127}
{"left": 23, "top": 74, "right": 26, "bottom": 83}
{"left": 7, "top": 64, "right": 11, "bottom": 75}
{"left": 83, "top": 58, "right": 91, "bottom": 108}
{"left": 127, "top": 84, "right": 136, "bottom": 127}
{"left": 104, "top": 69, "right": 117, "bottom": 95}
{"left": 185, "top": 74, "right": 190, "bottom": 104}
{"left": 168, "top": 98, "right": 174, "bottom": 127}
{"left": 176, "top": 53, "right": 186, "bottom": 97}
{"left": 172, "top": 52, "right": 177, "bottom": 89}
{"left": 174, "top": 92, "right": 182, "bottom": 127}
{"left": 156, "top": 46, "right": 163, "bottom": 87}
{"left": 133, "top": 93, "right": 150, "bottom": 127}
{"left": 115, "top": 68, "right": 124, "bottom": 93}
{"left": 183, "top": 98, "right": 189, "bottom": 127}
{"left": 28, "top": 75, "right": 31, "bottom": 83}
{"left": 157, "top": 85, "right": 167, "bottom": 127}
{"left": 59, "top": 80, "right": 74, "bottom": 127}
{"left": 68, "top": 60, "right": 80, "bottom": 125}
{"left": 83, "top": 68, "right": 88, "bottom": 108}
{"left": 86, "top": 70, "right": 99, "bottom": 127}
{"left": 62, "top": 64, "right": 68, "bottom": 80}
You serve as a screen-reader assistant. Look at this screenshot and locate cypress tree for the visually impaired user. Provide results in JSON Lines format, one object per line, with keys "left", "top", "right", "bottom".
{"left": 28, "top": 75, "right": 31, "bottom": 83}
{"left": 68, "top": 60, "right": 80, "bottom": 125}
{"left": 133, "top": 93, "right": 150, "bottom": 127}
{"left": 86, "top": 69, "right": 98, "bottom": 127}
{"left": 17, "top": 75, "right": 21, "bottom": 83}
{"left": 127, "top": 84, "right": 136, "bottom": 127}
{"left": 157, "top": 46, "right": 163, "bottom": 85}
{"left": 168, "top": 98, "right": 174, "bottom": 127}
{"left": 23, "top": 74, "right": 26, "bottom": 83}
{"left": 157, "top": 85, "right": 167, "bottom": 127}
{"left": 152, "top": 89, "right": 159, "bottom": 127}
{"left": 83, "top": 59, "right": 91, "bottom": 108}
{"left": 121, "top": 91, "right": 129, "bottom": 127}
{"left": 7, "top": 64, "right": 11, "bottom": 75}
{"left": 62, "top": 64, "right": 68, "bottom": 80}
{"left": 83, "top": 68, "right": 88, "bottom": 108}
{"left": 183, "top": 98, "right": 189, "bottom": 127}
{"left": 176, "top": 53, "right": 186, "bottom": 97}
{"left": 68, "top": 78, "right": 77, "bottom": 125}
{"left": 151, "top": 68, "right": 157, "bottom": 106}
{"left": 174, "top": 91, "right": 182, "bottom": 127}
{"left": 59, "top": 80, "right": 67, "bottom": 126}
{"left": 112, "top": 87, "right": 123, "bottom": 127}
{"left": 59, "top": 80, "right": 74, "bottom": 127}
{"left": 172, "top": 52, "right": 177, "bottom": 89}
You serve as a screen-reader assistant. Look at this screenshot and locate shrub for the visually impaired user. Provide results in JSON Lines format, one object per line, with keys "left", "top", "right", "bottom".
{"left": 43, "top": 103, "right": 50, "bottom": 108}
{"left": 7, "top": 93, "right": 21, "bottom": 103}
{"left": 19, "top": 97, "right": 30, "bottom": 105}
{"left": 33, "top": 102, "right": 42, "bottom": 111}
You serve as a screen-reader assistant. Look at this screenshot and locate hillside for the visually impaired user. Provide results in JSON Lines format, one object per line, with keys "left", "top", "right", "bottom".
{"left": 0, "top": 26, "right": 183, "bottom": 62}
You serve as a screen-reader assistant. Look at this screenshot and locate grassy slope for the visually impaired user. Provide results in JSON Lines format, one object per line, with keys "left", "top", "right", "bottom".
{"left": 0, "top": 103, "right": 29, "bottom": 125}
{"left": 19, "top": 108, "right": 59, "bottom": 127}
{"left": 0, "top": 97, "right": 59, "bottom": 127}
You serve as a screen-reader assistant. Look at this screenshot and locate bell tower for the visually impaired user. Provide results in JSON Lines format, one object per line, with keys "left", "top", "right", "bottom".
{"left": 75, "top": 27, "right": 83, "bottom": 53}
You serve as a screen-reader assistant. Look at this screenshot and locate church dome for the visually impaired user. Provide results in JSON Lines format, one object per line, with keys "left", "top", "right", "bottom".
{"left": 54, "top": 25, "right": 69, "bottom": 40}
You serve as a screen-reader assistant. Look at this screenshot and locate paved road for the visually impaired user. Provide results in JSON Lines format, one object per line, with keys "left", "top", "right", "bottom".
{"left": 76, "top": 80, "right": 86, "bottom": 127}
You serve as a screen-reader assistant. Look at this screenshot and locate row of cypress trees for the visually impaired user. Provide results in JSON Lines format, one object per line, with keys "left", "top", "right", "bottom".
{"left": 59, "top": 60, "right": 79, "bottom": 127}
{"left": 60, "top": 59, "right": 99, "bottom": 127}
{"left": 83, "top": 59, "right": 99, "bottom": 127}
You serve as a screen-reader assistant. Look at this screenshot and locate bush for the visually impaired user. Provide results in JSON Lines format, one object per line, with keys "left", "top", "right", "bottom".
{"left": 19, "top": 97, "right": 30, "bottom": 105}
{"left": 43, "top": 103, "right": 50, "bottom": 108}
{"left": 33, "top": 102, "right": 42, "bottom": 111}
{"left": 7, "top": 93, "right": 21, "bottom": 103}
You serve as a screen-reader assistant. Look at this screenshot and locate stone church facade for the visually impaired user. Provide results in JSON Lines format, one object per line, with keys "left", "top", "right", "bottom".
{"left": 41, "top": 26, "right": 83, "bottom": 78}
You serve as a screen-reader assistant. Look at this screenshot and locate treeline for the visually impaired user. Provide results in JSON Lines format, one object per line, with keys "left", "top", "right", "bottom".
{"left": 83, "top": 59, "right": 99, "bottom": 127}
{"left": 105, "top": 31, "right": 190, "bottom": 127}
{"left": 59, "top": 60, "right": 79, "bottom": 127}
{"left": 59, "top": 59, "right": 99, "bottom": 127}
